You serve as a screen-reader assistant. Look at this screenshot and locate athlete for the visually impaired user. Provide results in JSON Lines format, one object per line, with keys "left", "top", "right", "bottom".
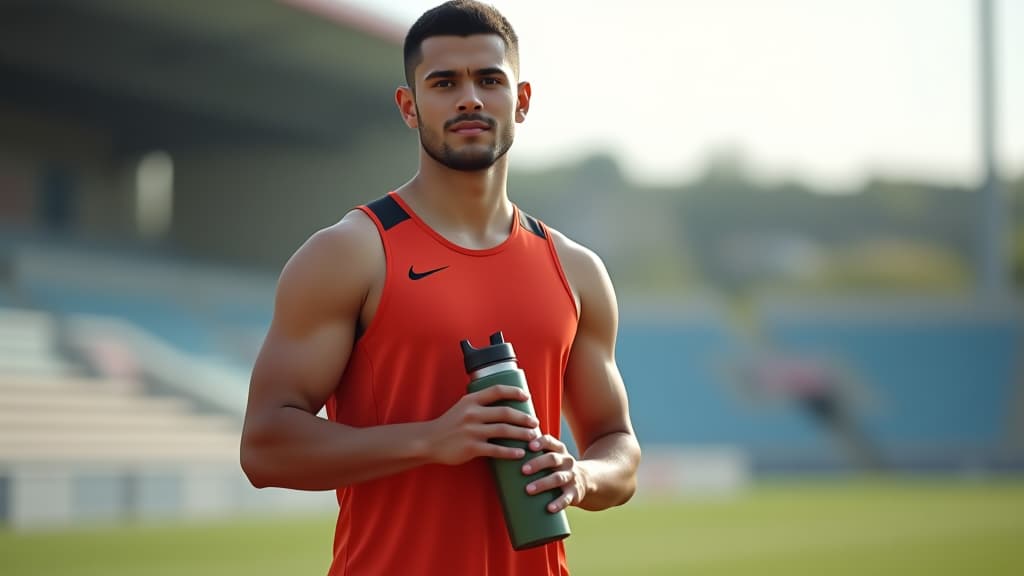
{"left": 240, "top": 2, "right": 641, "bottom": 574}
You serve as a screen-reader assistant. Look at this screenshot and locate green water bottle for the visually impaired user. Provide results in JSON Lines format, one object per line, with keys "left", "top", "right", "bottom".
{"left": 460, "top": 331, "right": 572, "bottom": 551}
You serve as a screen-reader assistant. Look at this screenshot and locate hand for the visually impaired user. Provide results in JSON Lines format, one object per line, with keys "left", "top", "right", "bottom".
{"left": 427, "top": 385, "right": 541, "bottom": 466}
{"left": 521, "top": 434, "right": 587, "bottom": 513}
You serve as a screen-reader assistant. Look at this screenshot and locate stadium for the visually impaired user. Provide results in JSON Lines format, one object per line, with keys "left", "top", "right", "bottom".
{"left": 1, "top": 1, "right": 1022, "bottom": 574}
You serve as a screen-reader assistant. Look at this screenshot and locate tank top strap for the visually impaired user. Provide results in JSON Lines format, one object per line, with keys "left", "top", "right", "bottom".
{"left": 362, "top": 193, "right": 410, "bottom": 232}
{"left": 518, "top": 209, "right": 546, "bottom": 240}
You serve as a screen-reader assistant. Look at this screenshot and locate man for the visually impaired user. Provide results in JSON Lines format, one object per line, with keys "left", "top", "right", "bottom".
{"left": 240, "top": 1, "right": 640, "bottom": 574}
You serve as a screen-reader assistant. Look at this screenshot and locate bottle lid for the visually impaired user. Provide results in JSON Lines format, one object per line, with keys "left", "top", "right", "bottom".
{"left": 460, "top": 331, "right": 517, "bottom": 373}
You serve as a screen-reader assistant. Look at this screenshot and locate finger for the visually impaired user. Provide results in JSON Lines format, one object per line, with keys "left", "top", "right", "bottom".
{"left": 480, "top": 423, "right": 542, "bottom": 443}
{"left": 481, "top": 442, "right": 526, "bottom": 460}
{"left": 478, "top": 406, "right": 539, "bottom": 428}
{"left": 525, "top": 470, "right": 574, "bottom": 496}
{"left": 472, "top": 385, "right": 529, "bottom": 404}
{"left": 528, "top": 434, "right": 566, "bottom": 453}
{"left": 521, "top": 452, "right": 567, "bottom": 474}
{"left": 546, "top": 488, "right": 577, "bottom": 513}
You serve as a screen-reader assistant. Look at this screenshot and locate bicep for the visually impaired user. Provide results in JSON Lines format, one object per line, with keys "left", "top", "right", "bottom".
{"left": 245, "top": 222, "right": 375, "bottom": 420}
{"left": 249, "top": 314, "right": 355, "bottom": 417}
{"left": 562, "top": 250, "right": 634, "bottom": 454}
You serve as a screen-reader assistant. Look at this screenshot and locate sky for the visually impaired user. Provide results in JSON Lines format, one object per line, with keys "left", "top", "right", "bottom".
{"left": 340, "top": 0, "right": 1022, "bottom": 190}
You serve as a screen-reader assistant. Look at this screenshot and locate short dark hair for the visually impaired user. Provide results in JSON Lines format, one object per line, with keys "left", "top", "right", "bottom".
{"left": 403, "top": 0, "right": 519, "bottom": 89}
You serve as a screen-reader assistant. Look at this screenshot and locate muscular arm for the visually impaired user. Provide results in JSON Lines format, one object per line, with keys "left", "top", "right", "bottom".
{"left": 240, "top": 211, "right": 538, "bottom": 491}
{"left": 537, "top": 230, "right": 641, "bottom": 511}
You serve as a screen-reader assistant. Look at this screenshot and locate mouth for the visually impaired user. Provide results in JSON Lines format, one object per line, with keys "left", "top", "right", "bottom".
{"left": 447, "top": 119, "right": 493, "bottom": 136}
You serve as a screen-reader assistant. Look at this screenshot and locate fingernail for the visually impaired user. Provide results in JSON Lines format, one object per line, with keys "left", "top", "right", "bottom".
{"left": 527, "top": 484, "right": 536, "bottom": 493}
{"left": 548, "top": 503, "right": 558, "bottom": 512}
{"left": 515, "top": 449, "right": 525, "bottom": 457}
{"left": 522, "top": 464, "right": 532, "bottom": 474}
{"left": 530, "top": 440, "right": 540, "bottom": 451}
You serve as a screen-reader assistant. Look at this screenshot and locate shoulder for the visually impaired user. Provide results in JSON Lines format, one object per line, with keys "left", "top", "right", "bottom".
{"left": 275, "top": 208, "right": 383, "bottom": 321}
{"left": 284, "top": 208, "right": 381, "bottom": 282}
{"left": 545, "top": 226, "right": 611, "bottom": 290}
{"left": 544, "top": 226, "right": 616, "bottom": 320}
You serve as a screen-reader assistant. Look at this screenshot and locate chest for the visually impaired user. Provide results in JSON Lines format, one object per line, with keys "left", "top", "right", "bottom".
{"left": 378, "top": 248, "right": 575, "bottom": 359}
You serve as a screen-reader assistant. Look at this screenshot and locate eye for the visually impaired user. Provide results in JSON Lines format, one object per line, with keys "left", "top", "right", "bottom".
{"left": 433, "top": 80, "right": 454, "bottom": 88}
{"left": 480, "top": 77, "right": 501, "bottom": 86}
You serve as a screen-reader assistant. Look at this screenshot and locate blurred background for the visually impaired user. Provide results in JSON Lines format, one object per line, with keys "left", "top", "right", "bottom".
{"left": 0, "top": 0, "right": 1022, "bottom": 574}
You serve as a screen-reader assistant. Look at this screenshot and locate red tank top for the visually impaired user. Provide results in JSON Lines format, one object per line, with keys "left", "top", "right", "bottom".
{"left": 326, "top": 192, "right": 578, "bottom": 575}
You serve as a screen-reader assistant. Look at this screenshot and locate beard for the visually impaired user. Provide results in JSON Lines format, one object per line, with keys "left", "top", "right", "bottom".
{"left": 418, "top": 113, "right": 514, "bottom": 172}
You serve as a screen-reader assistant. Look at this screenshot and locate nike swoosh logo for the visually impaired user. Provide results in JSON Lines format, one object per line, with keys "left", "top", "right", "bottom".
{"left": 408, "top": 265, "right": 449, "bottom": 280}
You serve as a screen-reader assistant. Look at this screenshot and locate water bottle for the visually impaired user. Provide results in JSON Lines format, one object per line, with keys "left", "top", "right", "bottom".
{"left": 460, "top": 331, "right": 572, "bottom": 551}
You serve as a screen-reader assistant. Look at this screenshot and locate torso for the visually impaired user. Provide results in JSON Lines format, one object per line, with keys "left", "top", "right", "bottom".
{"left": 325, "top": 191, "right": 577, "bottom": 576}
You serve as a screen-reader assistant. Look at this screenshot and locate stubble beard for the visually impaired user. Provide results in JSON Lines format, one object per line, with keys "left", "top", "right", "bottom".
{"left": 418, "top": 117, "right": 514, "bottom": 172}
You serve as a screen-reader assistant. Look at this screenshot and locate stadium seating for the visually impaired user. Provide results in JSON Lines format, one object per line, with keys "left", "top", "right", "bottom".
{"left": 0, "top": 304, "right": 249, "bottom": 527}
{"left": 618, "top": 297, "right": 1024, "bottom": 472}
{"left": 759, "top": 299, "right": 1024, "bottom": 469}
{"left": 618, "top": 314, "right": 835, "bottom": 470}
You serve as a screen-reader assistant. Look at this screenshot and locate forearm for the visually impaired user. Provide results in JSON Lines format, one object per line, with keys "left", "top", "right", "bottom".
{"left": 241, "top": 406, "right": 434, "bottom": 491}
{"left": 575, "top": 431, "right": 641, "bottom": 511}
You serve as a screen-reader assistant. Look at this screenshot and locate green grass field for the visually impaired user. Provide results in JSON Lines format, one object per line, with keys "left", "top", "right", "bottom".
{"left": 2, "top": 478, "right": 1022, "bottom": 575}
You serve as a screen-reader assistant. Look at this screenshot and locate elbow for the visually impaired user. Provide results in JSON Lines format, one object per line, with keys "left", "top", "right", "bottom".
{"left": 617, "top": 439, "right": 642, "bottom": 506}
{"left": 239, "top": 433, "right": 273, "bottom": 489}
{"left": 611, "top": 459, "right": 641, "bottom": 508}
{"left": 619, "top": 473, "right": 639, "bottom": 506}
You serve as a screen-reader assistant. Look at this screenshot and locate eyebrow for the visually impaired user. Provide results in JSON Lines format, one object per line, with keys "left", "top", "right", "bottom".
{"left": 424, "top": 70, "right": 457, "bottom": 81}
{"left": 423, "top": 67, "right": 510, "bottom": 82}
{"left": 475, "top": 67, "right": 507, "bottom": 79}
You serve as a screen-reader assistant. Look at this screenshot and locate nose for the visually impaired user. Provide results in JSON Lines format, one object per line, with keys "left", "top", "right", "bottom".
{"left": 456, "top": 84, "right": 483, "bottom": 112}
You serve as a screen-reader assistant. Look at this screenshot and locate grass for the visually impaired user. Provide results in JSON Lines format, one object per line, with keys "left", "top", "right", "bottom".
{"left": 2, "top": 478, "right": 1023, "bottom": 575}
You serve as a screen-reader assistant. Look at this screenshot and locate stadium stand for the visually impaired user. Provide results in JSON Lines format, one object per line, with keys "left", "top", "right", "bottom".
{"left": 0, "top": 0, "right": 404, "bottom": 528}
{"left": 759, "top": 298, "right": 1024, "bottom": 470}
{"left": 618, "top": 296, "right": 1024, "bottom": 473}
{"left": 0, "top": 302, "right": 333, "bottom": 529}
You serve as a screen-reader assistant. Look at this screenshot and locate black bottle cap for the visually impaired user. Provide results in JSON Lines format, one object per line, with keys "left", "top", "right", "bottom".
{"left": 460, "top": 331, "right": 517, "bottom": 373}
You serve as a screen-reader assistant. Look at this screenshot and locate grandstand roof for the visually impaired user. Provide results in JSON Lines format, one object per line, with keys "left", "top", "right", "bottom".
{"left": 0, "top": 0, "right": 405, "bottom": 152}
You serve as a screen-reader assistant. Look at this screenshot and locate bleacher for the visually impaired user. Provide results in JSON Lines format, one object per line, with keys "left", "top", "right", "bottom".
{"left": 0, "top": 373, "right": 238, "bottom": 462}
{"left": 0, "top": 246, "right": 332, "bottom": 529}
{"left": 618, "top": 306, "right": 836, "bottom": 472}
{"left": 617, "top": 297, "right": 1023, "bottom": 472}
{"left": 0, "top": 306, "right": 245, "bottom": 527}
{"left": 760, "top": 299, "right": 1024, "bottom": 469}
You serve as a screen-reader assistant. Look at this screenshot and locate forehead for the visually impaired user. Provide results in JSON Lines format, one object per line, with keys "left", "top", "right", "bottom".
{"left": 416, "top": 34, "right": 513, "bottom": 80}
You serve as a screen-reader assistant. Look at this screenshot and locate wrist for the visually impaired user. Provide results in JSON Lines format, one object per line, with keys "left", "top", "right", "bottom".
{"left": 407, "top": 420, "right": 437, "bottom": 464}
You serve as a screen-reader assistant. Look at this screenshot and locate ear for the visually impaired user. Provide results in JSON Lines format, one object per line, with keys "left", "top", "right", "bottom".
{"left": 395, "top": 86, "right": 418, "bottom": 129}
{"left": 515, "top": 81, "right": 532, "bottom": 123}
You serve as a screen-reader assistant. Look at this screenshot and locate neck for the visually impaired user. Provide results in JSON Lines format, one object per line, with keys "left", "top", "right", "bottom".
{"left": 396, "top": 151, "right": 514, "bottom": 249}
